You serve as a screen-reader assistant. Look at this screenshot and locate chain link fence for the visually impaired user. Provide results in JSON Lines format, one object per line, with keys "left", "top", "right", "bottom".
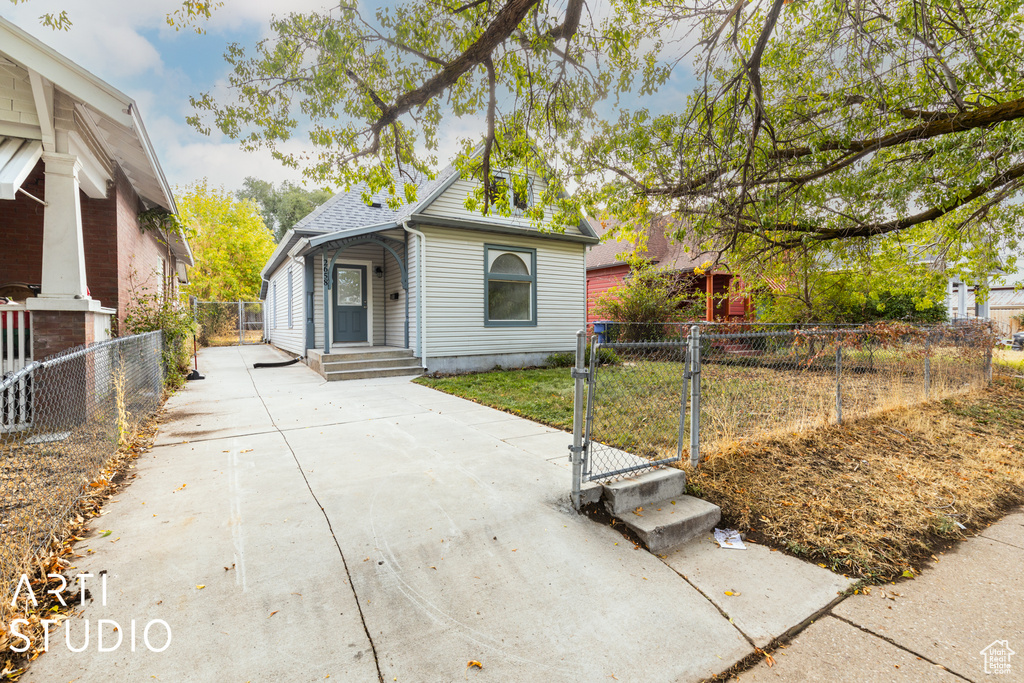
{"left": 194, "top": 301, "right": 264, "bottom": 346}
{"left": 1, "top": 332, "right": 163, "bottom": 621}
{"left": 570, "top": 321, "right": 995, "bottom": 506}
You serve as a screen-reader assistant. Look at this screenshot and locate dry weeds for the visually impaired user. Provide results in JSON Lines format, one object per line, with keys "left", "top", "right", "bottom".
{"left": 0, "top": 409, "right": 164, "bottom": 680}
{"left": 687, "top": 378, "right": 1024, "bottom": 582}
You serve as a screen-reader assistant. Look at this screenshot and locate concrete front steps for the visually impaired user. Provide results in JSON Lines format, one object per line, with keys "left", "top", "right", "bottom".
{"left": 309, "top": 348, "right": 423, "bottom": 381}
{"left": 599, "top": 469, "right": 721, "bottom": 553}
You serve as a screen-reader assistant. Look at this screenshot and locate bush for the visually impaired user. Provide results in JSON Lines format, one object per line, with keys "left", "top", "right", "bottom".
{"left": 123, "top": 291, "right": 196, "bottom": 390}
{"left": 592, "top": 261, "right": 706, "bottom": 341}
{"left": 546, "top": 345, "right": 620, "bottom": 368}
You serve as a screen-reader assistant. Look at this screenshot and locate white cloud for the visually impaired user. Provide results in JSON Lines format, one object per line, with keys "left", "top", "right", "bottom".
{"left": 5, "top": 3, "right": 165, "bottom": 80}
{"left": 160, "top": 138, "right": 308, "bottom": 191}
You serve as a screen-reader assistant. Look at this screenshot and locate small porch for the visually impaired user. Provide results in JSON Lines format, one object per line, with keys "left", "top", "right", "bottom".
{"left": 292, "top": 225, "right": 423, "bottom": 380}
{"left": 306, "top": 345, "right": 421, "bottom": 381}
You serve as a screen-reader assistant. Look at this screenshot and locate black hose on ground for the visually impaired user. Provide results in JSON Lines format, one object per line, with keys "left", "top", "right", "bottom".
{"left": 253, "top": 357, "right": 302, "bottom": 369}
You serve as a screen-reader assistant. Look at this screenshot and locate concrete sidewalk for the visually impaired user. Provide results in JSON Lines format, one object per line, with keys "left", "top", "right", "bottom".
{"left": 29, "top": 345, "right": 851, "bottom": 682}
{"left": 739, "top": 511, "right": 1024, "bottom": 682}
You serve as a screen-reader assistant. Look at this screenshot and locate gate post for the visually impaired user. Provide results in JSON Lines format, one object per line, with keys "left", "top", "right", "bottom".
{"left": 689, "top": 325, "right": 701, "bottom": 467}
{"left": 570, "top": 330, "right": 586, "bottom": 510}
{"left": 676, "top": 337, "right": 690, "bottom": 462}
{"left": 238, "top": 301, "right": 243, "bottom": 345}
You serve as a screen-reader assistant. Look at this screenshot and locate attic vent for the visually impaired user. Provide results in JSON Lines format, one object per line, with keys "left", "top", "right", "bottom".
{"left": 370, "top": 201, "right": 382, "bottom": 208}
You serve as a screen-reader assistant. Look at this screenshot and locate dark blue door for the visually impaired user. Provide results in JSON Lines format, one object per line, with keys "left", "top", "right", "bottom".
{"left": 332, "top": 264, "right": 367, "bottom": 343}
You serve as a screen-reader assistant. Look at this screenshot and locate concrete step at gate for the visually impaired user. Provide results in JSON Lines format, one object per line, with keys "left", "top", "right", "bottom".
{"left": 600, "top": 469, "right": 721, "bottom": 553}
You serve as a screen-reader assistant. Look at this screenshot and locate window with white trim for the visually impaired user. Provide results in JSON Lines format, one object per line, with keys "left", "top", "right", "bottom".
{"left": 484, "top": 245, "right": 536, "bottom": 326}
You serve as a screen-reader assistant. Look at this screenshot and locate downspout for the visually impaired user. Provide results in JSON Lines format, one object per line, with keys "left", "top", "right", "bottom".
{"left": 401, "top": 220, "right": 428, "bottom": 370}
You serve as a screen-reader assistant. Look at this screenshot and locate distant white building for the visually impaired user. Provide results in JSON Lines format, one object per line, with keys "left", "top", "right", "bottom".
{"left": 948, "top": 261, "right": 1024, "bottom": 334}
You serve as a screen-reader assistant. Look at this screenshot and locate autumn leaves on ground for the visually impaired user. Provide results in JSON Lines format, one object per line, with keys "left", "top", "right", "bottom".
{"left": 689, "top": 377, "right": 1024, "bottom": 582}
{"left": 0, "top": 414, "right": 162, "bottom": 680}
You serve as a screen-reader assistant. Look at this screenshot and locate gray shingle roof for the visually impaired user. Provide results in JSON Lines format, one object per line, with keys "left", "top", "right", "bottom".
{"left": 292, "top": 164, "right": 459, "bottom": 234}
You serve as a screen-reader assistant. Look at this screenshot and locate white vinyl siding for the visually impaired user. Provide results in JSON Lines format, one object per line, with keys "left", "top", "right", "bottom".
{"left": 0, "top": 62, "right": 39, "bottom": 126}
{"left": 265, "top": 259, "right": 305, "bottom": 356}
{"left": 421, "top": 226, "right": 585, "bottom": 357}
{"left": 287, "top": 267, "right": 294, "bottom": 328}
{"left": 420, "top": 173, "right": 585, "bottom": 236}
{"left": 384, "top": 240, "right": 408, "bottom": 347}
{"left": 407, "top": 233, "right": 420, "bottom": 355}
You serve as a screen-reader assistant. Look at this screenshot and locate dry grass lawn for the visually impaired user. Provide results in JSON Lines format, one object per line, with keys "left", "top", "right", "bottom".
{"left": 688, "top": 377, "right": 1024, "bottom": 582}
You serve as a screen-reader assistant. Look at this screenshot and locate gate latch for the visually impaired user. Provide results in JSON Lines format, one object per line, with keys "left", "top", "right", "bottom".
{"left": 570, "top": 368, "right": 589, "bottom": 380}
{"left": 568, "top": 443, "right": 586, "bottom": 461}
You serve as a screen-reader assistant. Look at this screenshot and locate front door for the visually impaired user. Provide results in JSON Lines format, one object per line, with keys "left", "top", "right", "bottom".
{"left": 332, "top": 264, "right": 368, "bottom": 343}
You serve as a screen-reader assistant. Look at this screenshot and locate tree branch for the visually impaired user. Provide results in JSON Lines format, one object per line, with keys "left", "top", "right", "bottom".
{"left": 767, "top": 160, "right": 1024, "bottom": 241}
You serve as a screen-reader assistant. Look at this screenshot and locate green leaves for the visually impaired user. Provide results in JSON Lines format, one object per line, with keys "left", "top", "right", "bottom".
{"left": 176, "top": 180, "right": 277, "bottom": 302}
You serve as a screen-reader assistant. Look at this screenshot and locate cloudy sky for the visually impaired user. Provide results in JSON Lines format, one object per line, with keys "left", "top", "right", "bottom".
{"left": 4, "top": 0, "right": 344, "bottom": 194}
{"left": 3, "top": 1, "right": 699, "bottom": 198}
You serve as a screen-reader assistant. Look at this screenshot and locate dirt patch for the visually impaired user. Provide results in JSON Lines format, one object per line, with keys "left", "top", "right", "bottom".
{"left": 685, "top": 379, "right": 1024, "bottom": 582}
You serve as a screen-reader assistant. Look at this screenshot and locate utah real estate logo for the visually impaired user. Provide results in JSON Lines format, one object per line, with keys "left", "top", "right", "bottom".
{"left": 981, "top": 640, "right": 1015, "bottom": 676}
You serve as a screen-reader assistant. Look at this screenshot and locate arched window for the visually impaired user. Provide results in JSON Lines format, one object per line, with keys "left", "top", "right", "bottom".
{"left": 484, "top": 245, "right": 536, "bottom": 325}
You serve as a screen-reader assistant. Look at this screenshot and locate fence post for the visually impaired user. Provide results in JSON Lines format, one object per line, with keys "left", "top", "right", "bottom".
{"left": 676, "top": 336, "right": 691, "bottom": 463}
{"left": 570, "top": 330, "right": 586, "bottom": 510}
{"left": 835, "top": 334, "right": 842, "bottom": 424}
{"left": 689, "top": 325, "right": 701, "bottom": 467}
{"left": 924, "top": 334, "right": 931, "bottom": 399}
{"left": 985, "top": 321, "right": 993, "bottom": 383}
{"left": 238, "top": 301, "right": 244, "bottom": 345}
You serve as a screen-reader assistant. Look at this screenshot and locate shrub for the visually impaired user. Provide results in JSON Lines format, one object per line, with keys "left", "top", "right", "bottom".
{"left": 593, "top": 261, "right": 706, "bottom": 341}
{"left": 123, "top": 291, "right": 196, "bottom": 390}
{"left": 546, "top": 345, "right": 620, "bottom": 368}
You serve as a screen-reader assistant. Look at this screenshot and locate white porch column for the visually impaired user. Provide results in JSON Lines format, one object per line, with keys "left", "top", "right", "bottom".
{"left": 38, "top": 151, "right": 88, "bottom": 300}
{"left": 976, "top": 275, "right": 990, "bottom": 319}
{"left": 946, "top": 279, "right": 955, "bottom": 320}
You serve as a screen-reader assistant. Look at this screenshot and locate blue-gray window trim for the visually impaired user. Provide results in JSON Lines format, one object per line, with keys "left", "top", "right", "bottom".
{"left": 484, "top": 243, "right": 537, "bottom": 327}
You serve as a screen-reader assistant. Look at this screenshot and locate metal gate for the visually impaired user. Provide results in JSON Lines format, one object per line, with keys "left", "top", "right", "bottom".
{"left": 570, "top": 327, "right": 701, "bottom": 508}
{"left": 194, "top": 301, "right": 265, "bottom": 346}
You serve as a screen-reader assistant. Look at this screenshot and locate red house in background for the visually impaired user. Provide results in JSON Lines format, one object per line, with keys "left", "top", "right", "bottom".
{"left": 586, "top": 217, "right": 749, "bottom": 324}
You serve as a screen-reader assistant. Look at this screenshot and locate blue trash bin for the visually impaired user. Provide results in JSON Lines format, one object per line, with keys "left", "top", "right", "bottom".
{"left": 593, "top": 321, "right": 611, "bottom": 345}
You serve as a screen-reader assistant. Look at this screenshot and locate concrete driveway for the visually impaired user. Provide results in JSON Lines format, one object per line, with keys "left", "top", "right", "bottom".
{"left": 27, "top": 345, "right": 848, "bottom": 682}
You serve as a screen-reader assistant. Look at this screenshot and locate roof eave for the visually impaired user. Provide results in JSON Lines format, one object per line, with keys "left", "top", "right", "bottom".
{"left": 408, "top": 214, "right": 599, "bottom": 244}
{"left": 0, "top": 17, "right": 133, "bottom": 128}
{"left": 305, "top": 222, "right": 402, "bottom": 250}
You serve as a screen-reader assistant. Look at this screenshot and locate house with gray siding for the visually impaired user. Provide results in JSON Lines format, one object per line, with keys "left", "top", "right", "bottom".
{"left": 259, "top": 161, "right": 599, "bottom": 379}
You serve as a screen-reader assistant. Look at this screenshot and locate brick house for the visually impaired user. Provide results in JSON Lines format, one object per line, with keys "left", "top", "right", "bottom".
{"left": 586, "top": 217, "right": 748, "bottom": 324}
{"left": 0, "top": 17, "right": 191, "bottom": 367}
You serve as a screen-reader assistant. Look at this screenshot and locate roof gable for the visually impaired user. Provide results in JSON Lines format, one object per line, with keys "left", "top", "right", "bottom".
{"left": 0, "top": 17, "right": 175, "bottom": 215}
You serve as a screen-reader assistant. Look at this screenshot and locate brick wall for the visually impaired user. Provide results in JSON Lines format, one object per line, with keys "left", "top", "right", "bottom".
{"left": 2, "top": 160, "right": 180, "bottom": 356}
{"left": 0, "top": 161, "right": 45, "bottom": 287}
{"left": 31, "top": 309, "right": 96, "bottom": 358}
{"left": 112, "top": 167, "right": 171, "bottom": 327}
{"left": 81, "top": 169, "right": 119, "bottom": 311}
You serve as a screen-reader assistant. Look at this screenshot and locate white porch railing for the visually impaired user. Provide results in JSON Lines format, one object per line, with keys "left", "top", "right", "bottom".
{"left": 1, "top": 305, "right": 32, "bottom": 432}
